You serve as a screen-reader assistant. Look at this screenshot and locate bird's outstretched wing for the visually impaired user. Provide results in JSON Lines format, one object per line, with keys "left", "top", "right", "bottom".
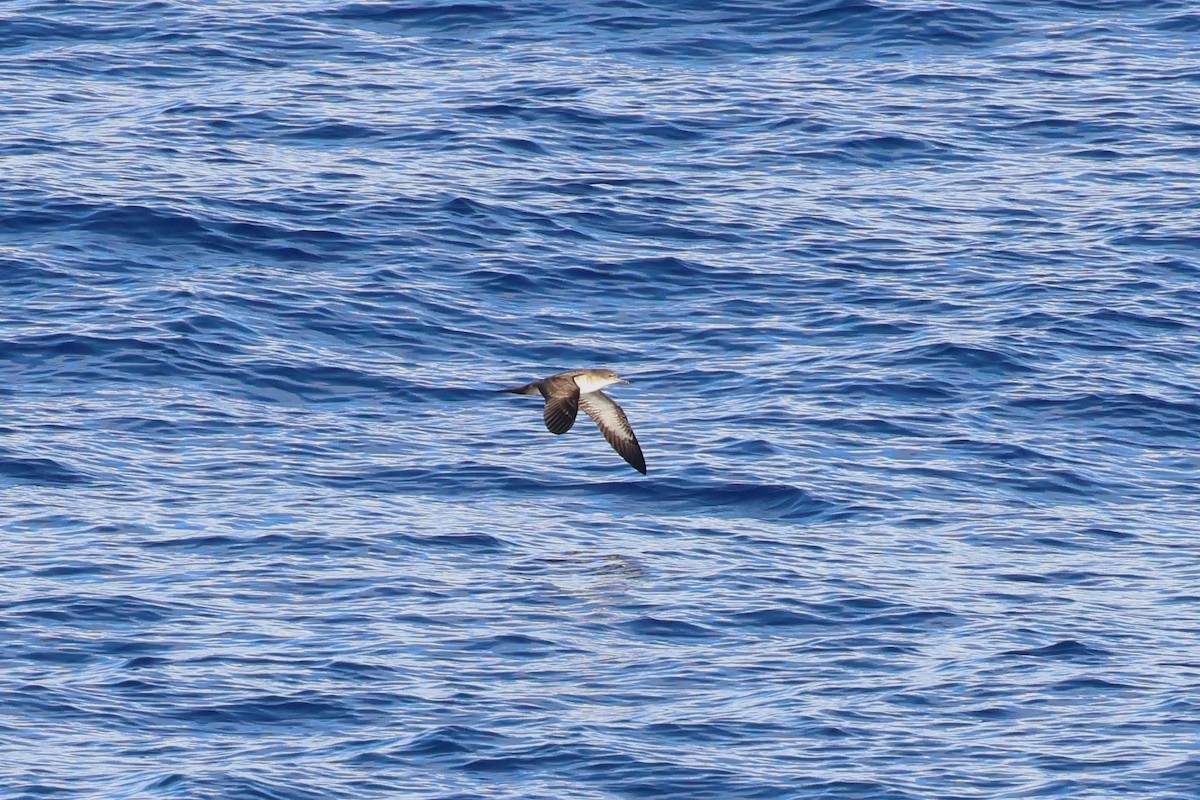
{"left": 578, "top": 391, "right": 646, "bottom": 474}
{"left": 539, "top": 377, "right": 580, "bottom": 435}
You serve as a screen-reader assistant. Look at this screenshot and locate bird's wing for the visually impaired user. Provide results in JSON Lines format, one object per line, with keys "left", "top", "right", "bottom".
{"left": 578, "top": 391, "right": 646, "bottom": 474}
{"left": 539, "top": 377, "right": 580, "bottom": 435}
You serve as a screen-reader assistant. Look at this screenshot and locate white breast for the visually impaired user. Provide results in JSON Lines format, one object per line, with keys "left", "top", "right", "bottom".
{"left": 573, "top": 374, "right": 614, "bottom": 394}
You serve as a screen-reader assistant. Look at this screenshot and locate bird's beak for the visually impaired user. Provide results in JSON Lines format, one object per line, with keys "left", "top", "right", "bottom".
{"left": 617, "top": 378, "right": 630, "bottom": 384}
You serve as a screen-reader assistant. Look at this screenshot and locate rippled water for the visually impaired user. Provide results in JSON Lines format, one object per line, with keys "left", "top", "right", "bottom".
{"left": 3, "top": 1, "right": 1200, "bottom": 798}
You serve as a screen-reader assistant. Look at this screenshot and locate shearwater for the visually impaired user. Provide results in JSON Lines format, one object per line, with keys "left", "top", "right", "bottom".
{"left": 499, "top": 369, "right": 647, "bottom": 474}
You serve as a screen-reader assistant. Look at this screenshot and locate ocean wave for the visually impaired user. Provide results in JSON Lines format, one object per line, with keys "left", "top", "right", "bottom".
{"left": 3, "top": 0, "right": 1198, "bottom": 798}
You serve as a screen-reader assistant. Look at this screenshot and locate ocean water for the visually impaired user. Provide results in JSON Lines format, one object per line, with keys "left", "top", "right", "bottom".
{"left": 3, "top": 1, "right": 1200, "bottom": 798}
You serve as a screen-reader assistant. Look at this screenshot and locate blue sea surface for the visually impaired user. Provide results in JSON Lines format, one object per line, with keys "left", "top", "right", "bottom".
{"left": 3, "top": 1, "right": 1200, "bottom": 798}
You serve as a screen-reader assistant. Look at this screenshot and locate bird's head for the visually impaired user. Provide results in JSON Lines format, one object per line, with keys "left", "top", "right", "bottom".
{"left": 575, "top": 368, "right": 629, "bottom": 393}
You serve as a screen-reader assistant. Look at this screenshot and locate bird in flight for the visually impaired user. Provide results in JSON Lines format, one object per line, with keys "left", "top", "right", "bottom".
{"left": 499, "top": 368, "right": 647, "bottom": 474}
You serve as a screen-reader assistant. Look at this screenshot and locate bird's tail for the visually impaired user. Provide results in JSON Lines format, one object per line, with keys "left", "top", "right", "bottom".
{"left": 497, "top": 381, "right": 541, "bottom": 396}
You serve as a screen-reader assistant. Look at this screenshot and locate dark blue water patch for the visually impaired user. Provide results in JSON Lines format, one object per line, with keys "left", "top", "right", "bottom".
{"left": 1083, "top": 307, "right": 1191, "bottom": 332}
{"left": 1000, "top": 640, "right": 1113, "bottom": 662}
{"left": 786, "top": 780, "right": 923, "bottom": 800}
{"left": 2, "top": 332, "right": 177, "bottom": 367}
{"left": 804, "top": 415, "right": 930, "bottom": 437}
{"left": 353, "top": 725, "right": 510, "bottom": 763}
{"left": 6, "top": 200, "right": 362, "bottom": 261}
{"left": 941, "top": 438, "right": 1060, "bottom": 464}
{"left": 712, "top": 437, "right": 785, "bottom": 458}
{"left": 100, "top": 637, "right": 176, "bottom": 660}
{"left": 891, "top": 341, "right": 1037, "bottom": 376}
{"left": 29, "top": 561, "right": 129, "bottom": 579}
{"left": 1029, "top": 752, "right": 1145, "bottom": 775}
{"left": 78, "top": 203, "right": 218, "bottom": 243}
{"left": 731, "top": 604, "right": 957, "bottom": 635}
{"left": 1008, "top": 392, "right": 1200, "bottom": 439}
{"left": 0, "top": 450, "right": 90, "bottom": 487}
{"left": 392, "top": 532, "right": 508, "bottom": 551}
{"left": 502, "top": 174, "right": 684, "bottom": 199}
{"left": 451, "top": 632, "right": 579, "bottom": 657}
{"left": 0, "top": 253, "right": 70, "bottom": 290}
{"left": 322, "top": 660, "right": 403, "bottom": 681}
{"left": 1049, "top": 0, "right": 1191, "bottom": 10}
{"left": 612, "top": 34, "right": 762, "bottom": 59}
{"left": 830, "top": 379, "right": 959, "bottom": 404}
{"left": 278, "top": 121, "right": 386, "bottom": 142}
{"left": 992, "top": 570, "right": 1108, "bottom": 586}
{"left": 437, "top": 195, "right": 596, "bottom": 244}
{"left": 20, "top": 648, "right": 96, "bottom": 665}
{"left": 555, "top": 255, "right": 748, "bottom": 296}
{"left": 229, "top": 359, "right": 401, "bottom": 402}
{"left": 586, "top": 478, "right": 838, "bottom": 522}
{"left": 8, "top": 594, "right": 177, "bottom": 625}
{"left": 1112, "top": 232, "right": 1200, "bottom": 254}
{"left": 319, "top": 1, "right": 523, "bottom": 28}
{"left": 0, "top": 13, "right": 150, "bottom": 51}
{"left": 1049, "top": 676, "right": 1140, "bottom": 693}
{"left": 124, "top": 655, "right": 172, "bottom": 670}
{"left": 982, "top": 465, "right": 1108, "bottom": 498}
{"left": 461, "top": 739, "right": 790, "bottom": 799}
{"left": 961, "top": 705, "right": 1019, "bottom": 721}
{"left": 1041, "top": 527, "right": 1139, "bottom": 549}
{"left": 805, "top": 134, "right": 969, "bottom": 168}
{"left": 593, "top": 0, "right": 1014, "bottom": 53}
{"left": 1144, "top": 759, "right": 1200, "bottom": 800}
{"left": 159, "top": 310, "right": 258, "bottom": 341}
{"left": 640, "top": 719, "right": 792, "bottom": 746}
{"left": 457, "top": 97, "right": 705, "bottom": 145}
{"left": 152, "top": 529, "right": 395, "bottom": 558}
{"left": 172, "top": 691, "right": 368, "bottom": 729}
{"left": 556, "top": 206, "right": 748, "bottom": 243}
{"left": 619, "top": 616, "right": 719, "bottom": 640}
{"left": 139, "top": 772, "right": 332, "bottom": 800}
{"left": 1152, "top": 11, "right": 1200, "bottom": 31}
{"left": 491, "top": 135, "right": 549, "bottom": 155}
{"left": 460, "top": 266, "right": 542, "bottom": 294}
{"left": 728, "top": 608, "right": 836, "bottom": 629}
